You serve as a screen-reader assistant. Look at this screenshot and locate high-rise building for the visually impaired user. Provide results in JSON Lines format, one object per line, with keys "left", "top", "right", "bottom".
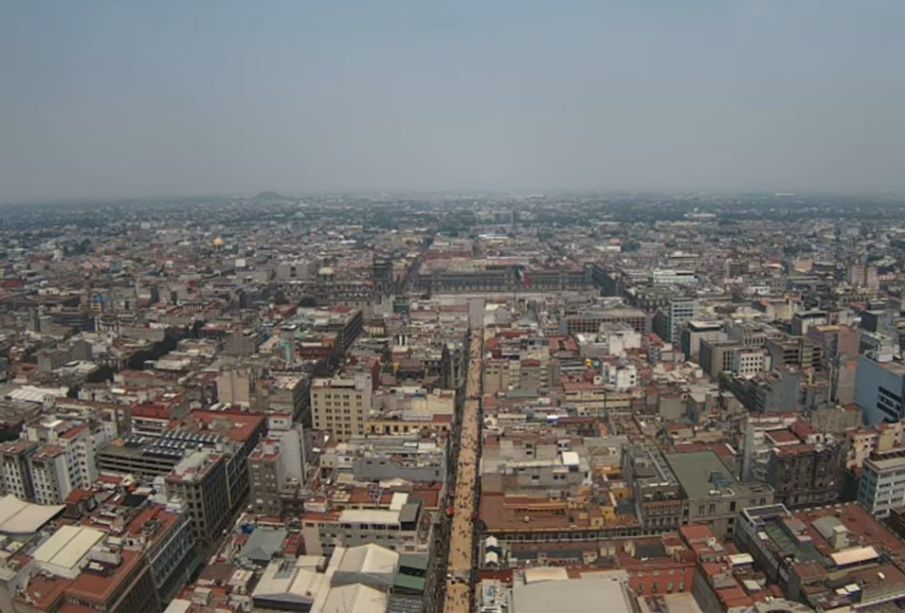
{"left": 681, "top": 320, "right": 725, "bottom": 362}
{"left": 164, "top": 451, "right": 231, "bottom": 550}
{"left": 0, "top": 440, "right": 36, "bottom": 500}
{"left": 858, "top": 450, "right": 905, "bottom": 518}
{"left": 654, "top": 298, "right": 698, "bottom": 346}
{"left": 855, "top": 355, "right": 905, "bottom": 425}
{"left": 248, "top": 425, "right": 306, "bottom": 517}
{"left": 311, "top": 374, "right": 373, "bottom": 442}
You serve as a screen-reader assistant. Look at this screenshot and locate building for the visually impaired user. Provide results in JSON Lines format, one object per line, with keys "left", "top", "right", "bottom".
{"left": 766, "top": 335, "right": 823, "bottom": 372}
{"left": 27, "top": 445, "right": 71, "bottom": 505}
{"left": 764, "top": 430, "right": 844, "bottom": 508}
{"left": 651, "top": 269, "right": 697, "bottom": 286}
{"left": 482, "top": 434, "right": 590, "bottom": 497}
{"left": 681, "top": 321, "right": 726, "bottom": 363}
{"left": 654, "top": 298, "right": 698, "bottom": 346}
{"left": 725, "top": 369, "right": 801, "bottom": 414}
{"left": 310, "top": 374, "right": 373, "bottom": 442}
{"left": 302, "top": 492, "right": 427, "bottom": 556}
{"left": 321, "top": 436, "right": 445, "bottom": 485}
{"left": 735, "top": 503, "right": 905, "bottom": 610}
{"left": 731, "top": 348, "right": 770, "bottom": 378}
{"left": 248, "top": 425, "right": 306, "bottom": 517}
{"left": 561, "top": 306, "right": 651, "bottom": 335}
{"left": 164, "top": 451, "right": 231, "bottom": 550}
{"left": 740, "top": 414, "right": 800, "bottom": 482}
{"left": 622, "top": 444, "right": 685, "bottom": 534}
{"left": 791, "top": 310, "right": 828, "bottom": 336}
{"left": 665, "top": 451, "right": 773, "bottom": 538}
{"left": 856, "top": 355, "right": 905, "bottom": 425}
{"left": 858, "top": 449, "right": 905, "bottom": 518}
{"left": 124, "top": 503, "right": 201, "bottom": 603}
{"left": 0, "top": 440, "right": 36, "bottom": 500}
{"left": 699, "top": 339, "right": 741, "bottom": 380}
{"left": 20, "top": 524, "right": 161, "bottom": 612}
{"left": 479, "top": 491, "right": 641, "bottom": 544}
{"left": 510, "top": 568, "right": 635, "bottom": 613}
{"left": 216, "top": 364, "right": 256, "bottom": 407}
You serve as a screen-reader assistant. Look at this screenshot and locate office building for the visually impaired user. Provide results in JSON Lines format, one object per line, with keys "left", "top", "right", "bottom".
{"left": 311, "top": 373, "right": 373, "bottom": 442}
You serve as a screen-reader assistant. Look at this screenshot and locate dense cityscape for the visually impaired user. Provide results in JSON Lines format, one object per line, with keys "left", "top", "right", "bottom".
{"left": 0, "top": 192, "right": 903, "bottom": 612}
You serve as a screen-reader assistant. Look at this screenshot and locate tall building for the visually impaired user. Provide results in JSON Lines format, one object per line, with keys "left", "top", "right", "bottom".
{"left": 217, "top": 364, "right": 256, "bottom": 407}
{"left": 681, "top": 320, "right": 725, "bottom": 363}
{"left": 654, "top": 298, "right": 698, "bottom": 346}
{"left": 858, "top": 450, "right": 905, "bottom": 518}
{"left": 731, "top": 348, "right": 771, "bottom": 378}
{"left": 765, "top": 436, "right": 844, "bottom": 508}
{"left": 856, "top": 355, "right": 905, "bottom": 425}
{"left": 248, "top": 425, "right": 306, "bottom": 517}
{"left": 125, "top": 503, "right": 201, "bottom": 604}
{"left": 699, "top": 339, "right": 742, "bottom": 380}
{"left": 15, "top": 417, "right": 105, "bottom": 504}
{"left": 0, "top": 440, "right": 36, "bottom": 500}
{"left": 28, "top": 446, "right": 71, "bottom": 505}
{"left": 164, "top": 451, "right": 231, "bottom": 550}
{"left": 311, "top": 374, "right": 373, "bottom": 441}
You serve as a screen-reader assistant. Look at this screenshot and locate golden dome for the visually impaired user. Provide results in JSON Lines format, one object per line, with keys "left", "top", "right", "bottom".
{"left": 212, "top": 236, "right": 225, "bottom": 249}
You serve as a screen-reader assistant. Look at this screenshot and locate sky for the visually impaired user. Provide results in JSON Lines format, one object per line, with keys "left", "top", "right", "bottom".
{"left": 1, "top": 1, "right": 904, "bottom": 204}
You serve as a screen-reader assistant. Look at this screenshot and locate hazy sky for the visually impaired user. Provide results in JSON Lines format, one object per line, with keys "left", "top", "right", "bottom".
{"left": 2, "top": 1, "right": 904, "bottom": 203}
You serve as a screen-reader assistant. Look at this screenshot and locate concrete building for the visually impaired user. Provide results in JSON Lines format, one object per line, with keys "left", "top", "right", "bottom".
{"left": 482, "top": 434, "right": 591, "bottom": 497}
{"left": 510, "top": 568, "right": 635, "bottom": 613}
{"left": 858, "top": 450, "right": 905, "bottom": 518}
{"left": 310, "top": 374, "right": 373, "bottom": 442}
{"left": 765, "top": 434, "right": 844, "bottom": 508}
{"left": 681, "top": 321, "right": 726, "bottom": 363}
{"left": 124, "top": 503, "right": 201, "bottom": 603}
{"left": 650, "top": 269, "right": 697, "bottom": 286}
{"left": 665, "top": 451, "right": 773, "bottom": 538}
{"left": 561, "top": 306, "right": 651, "bottom": 335}
{"left": 248, "top": 425, "right": 306, "bottom": 517}
{"left": 731, "top": 348, "right": 771, "bottom": 378}
{"left": 164, "top": 451, "right": 231, "bottom": 550}
{"left": 27, "top": 445, "right": 71, "bottom": 505}
{"left": 766, "top": 335, "right": 823, "bottom": 371}
{"left": 22, "top": 524, "right": 161, "bottom": 612}
{"left": 654, "top": 298, "right": 698, "bottom": 346}
{"left": 318, "top": 436, "right": 446, "bottom": 484}
{"left": 726, "top": 369, "right": 801, "bottom": 414}
{"left": 0, "top": 441, "right": 36, "bottom": 500}
{"left": 217, "top": 364, "right": 255, "bottom": 407}
{"left": 735, "top": 503, "right": 905, "bottom": 610}
{"left": 856, "top": 355, "right": 905, "bottom": 425}
{"left": 622, "top": 444, "right": 684, "bottom": 534}
{"left": 302, "top": 493, "right": 427, "bottom": 556}
{"left": 740, "top": 415, "right": 799, "bottom": 482}
{"left": 699, "top": 339, "right": 742, "bottom": 380}
{"left": 791, "top": 310, "right": 828, "bottom": 336}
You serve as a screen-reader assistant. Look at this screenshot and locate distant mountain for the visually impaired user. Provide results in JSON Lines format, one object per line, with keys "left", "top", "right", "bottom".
{"left": 252, "top": 190, "right": 288, "bottom": 201}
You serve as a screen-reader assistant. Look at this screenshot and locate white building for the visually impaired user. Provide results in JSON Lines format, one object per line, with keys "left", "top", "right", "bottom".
{"left": 732, "top": 348, "right": 771, "bottom": 378}
{"left": 601, "top": 362, "right": 638, "bottom": 391}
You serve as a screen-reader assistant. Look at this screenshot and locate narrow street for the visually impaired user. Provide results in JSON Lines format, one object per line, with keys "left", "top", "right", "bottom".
{"left": 443, "top": 328, "right": 484, "bottom": 613}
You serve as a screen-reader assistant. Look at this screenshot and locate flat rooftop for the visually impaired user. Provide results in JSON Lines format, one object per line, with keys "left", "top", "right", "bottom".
{"left": 664, "top": 451, "right": 740, "bottom": 500}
